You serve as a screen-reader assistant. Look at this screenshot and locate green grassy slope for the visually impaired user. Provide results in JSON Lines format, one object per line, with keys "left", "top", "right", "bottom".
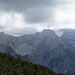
{"left": 0, "top": 52, "right": 65, "bottom": 75}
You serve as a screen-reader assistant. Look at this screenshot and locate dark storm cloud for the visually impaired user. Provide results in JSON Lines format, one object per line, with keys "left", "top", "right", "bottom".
{"left": 0, "top": 0, "right": 65, "bottom": 24}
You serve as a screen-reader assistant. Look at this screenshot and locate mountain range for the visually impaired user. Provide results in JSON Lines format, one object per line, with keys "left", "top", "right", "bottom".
{"left": 0, "top": 29, "right": 75, "bottom": 75}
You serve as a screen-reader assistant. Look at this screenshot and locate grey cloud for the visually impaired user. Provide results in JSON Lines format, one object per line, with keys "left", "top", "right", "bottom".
{"left": 25, "top": 8, "right": 53, "bottom": 23}
{"left": 0, "top": 0, "right": 67, "bottom": 12}
{"left": 0, "top": 26, "right": 5, "bottom": 30}
{"left": 0, "top": 0, "right": 61, "bottom": 11}
{"left": 0, "top": 25, "right": 7, "bottom": 30}
{"left": 0, "top": 0, "right": 66, "bottom": 24}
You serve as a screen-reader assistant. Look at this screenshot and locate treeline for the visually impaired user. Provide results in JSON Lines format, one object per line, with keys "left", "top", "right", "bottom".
{"left": 0, "top": 52, "right": 65, "bottom": 75}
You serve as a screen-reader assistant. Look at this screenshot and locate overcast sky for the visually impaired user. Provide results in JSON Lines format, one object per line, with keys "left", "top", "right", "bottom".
{"left": 0, "top": 0, "right": 75, "bottom": 35}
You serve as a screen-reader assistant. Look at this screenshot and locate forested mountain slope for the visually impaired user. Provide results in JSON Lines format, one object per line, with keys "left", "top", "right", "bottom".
{"left": 0, "top": 52, "right": 64, "bottom": 75}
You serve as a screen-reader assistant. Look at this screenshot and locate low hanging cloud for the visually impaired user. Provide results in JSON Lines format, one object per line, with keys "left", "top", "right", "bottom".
{"left": 0, "top": 25, "right": 6, "bottom": 30}
{"left": 3, "top": 26, "right": 37, "bottom": 36}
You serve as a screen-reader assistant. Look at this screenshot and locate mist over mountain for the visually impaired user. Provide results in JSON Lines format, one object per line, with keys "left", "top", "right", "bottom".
{"left": 0, "top": 29, "right": 75, "bottom": 75}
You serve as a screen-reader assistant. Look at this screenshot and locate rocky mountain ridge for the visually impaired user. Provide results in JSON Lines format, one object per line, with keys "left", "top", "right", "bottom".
{"left": 0, "top": 29, "right": 75, "bottom": 75}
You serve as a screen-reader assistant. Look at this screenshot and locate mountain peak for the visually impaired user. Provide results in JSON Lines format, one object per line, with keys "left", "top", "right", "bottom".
{"left": 42, "top": 29, "right": 54, "bottom": 32}
{"left": 41, "top": 29, "right": 55, "bottom": 35}
{"left": 41, "top": 29, "right": 58, "bottom": 38}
